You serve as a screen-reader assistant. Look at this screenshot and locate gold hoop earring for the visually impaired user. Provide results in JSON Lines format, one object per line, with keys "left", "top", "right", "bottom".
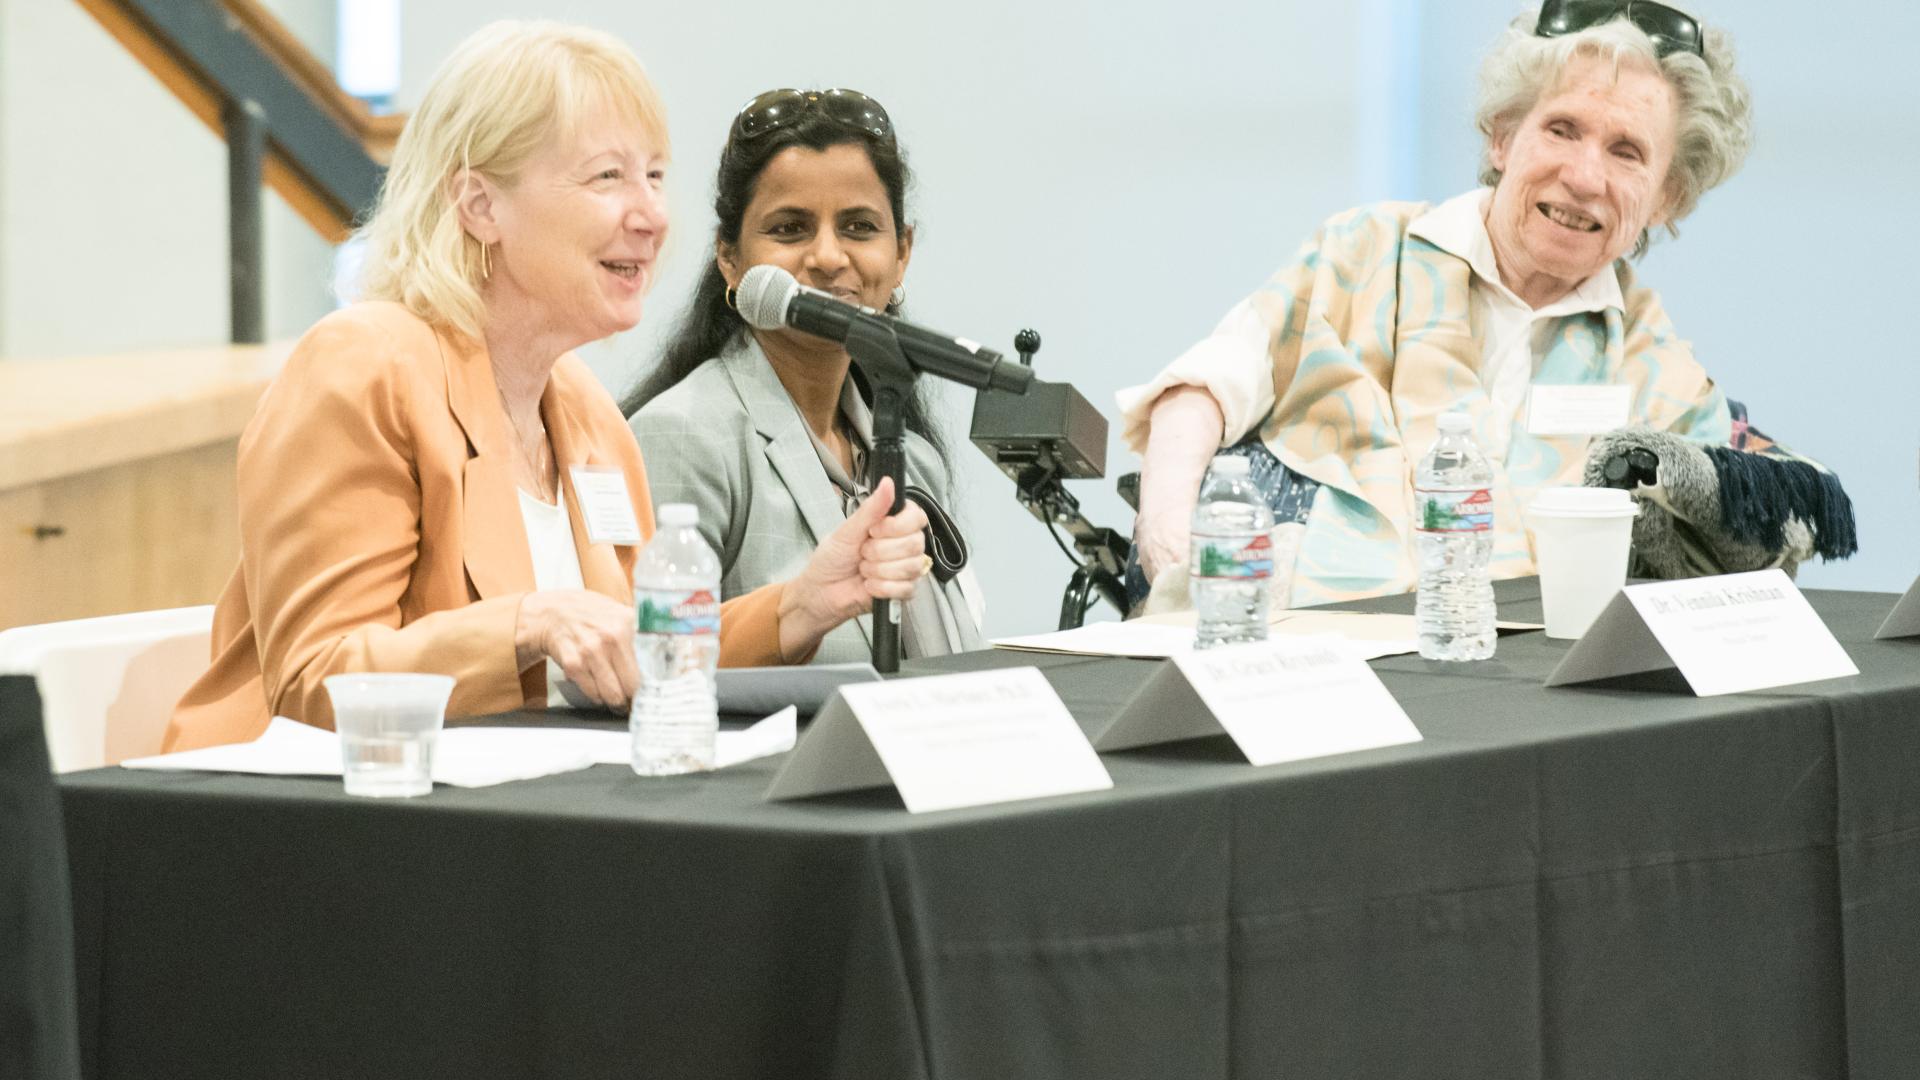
{"left": 725, "top": 284, "right": 740, "bottom": 311}
{"left": 480, "top": 243, "right": 492, "bottom": 281}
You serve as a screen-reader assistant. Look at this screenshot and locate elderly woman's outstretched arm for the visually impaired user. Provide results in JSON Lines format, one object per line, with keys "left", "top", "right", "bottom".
{"left": 1133, "top": 387, "right": 1225, "bottom": 581}
{"left": 1116, "top": 260, "right": 1313, "bottom": 583}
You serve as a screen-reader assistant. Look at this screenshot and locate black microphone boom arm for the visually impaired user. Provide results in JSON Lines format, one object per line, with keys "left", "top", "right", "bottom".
{"left": 970, "top": 371, "right": 1133, "bottom": 629}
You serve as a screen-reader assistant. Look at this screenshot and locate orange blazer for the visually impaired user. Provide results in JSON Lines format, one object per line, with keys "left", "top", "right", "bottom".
{"left": 167, "top": 302, "right": 794, "bottom": 752}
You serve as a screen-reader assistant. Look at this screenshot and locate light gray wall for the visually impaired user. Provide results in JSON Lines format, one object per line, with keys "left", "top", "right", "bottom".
{"left": 398, "top": 0, "right": 1388, "bottom": 636}
{"left": 1410, "top": 2, "right": 1920, "bottom": 593}
{"left": 0, "top": 0, "right": 337, "bottom": 357}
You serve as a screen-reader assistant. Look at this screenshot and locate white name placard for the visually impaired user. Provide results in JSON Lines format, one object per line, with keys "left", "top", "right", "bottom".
{"left": 568, "top": 465, "right": 643, "bottom": 546}
{"left": 1094, "top": 635, "right": 1422, "bottom": 766}
{"left": 1526, "top": 384, "right": 1633, "bottom": 436}
{"left": 1546, "top": 568, "right": 1857, "bottom": 696}
{"left": 1874, "top": 575, "right": 1920, "bottom": 640}
{"left": 763, "top": 667, "right": 1112, "bottom": 813}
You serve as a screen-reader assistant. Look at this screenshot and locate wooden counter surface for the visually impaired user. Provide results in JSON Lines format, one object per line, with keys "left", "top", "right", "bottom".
{"left": 0, "top": 342, "right": 292, "bottom": 492}
{"left": 1, "top": 343, "right": 292, "bottom": 626}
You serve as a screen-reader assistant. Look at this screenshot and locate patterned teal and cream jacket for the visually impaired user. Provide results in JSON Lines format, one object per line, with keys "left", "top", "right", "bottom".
{"left": 1120, "top": 193, "right": 1744, "bottom": 608}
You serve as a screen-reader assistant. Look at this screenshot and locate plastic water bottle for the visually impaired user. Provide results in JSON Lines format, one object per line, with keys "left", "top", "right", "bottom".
{"left": 1414, "top": 411, "right": 1496, "bottom": 661}
{"left": 1190, "top": 454, "right": 1275, "bottom": 649}
{"left": 630, "top": 503, "right": 722, "bottom": 776}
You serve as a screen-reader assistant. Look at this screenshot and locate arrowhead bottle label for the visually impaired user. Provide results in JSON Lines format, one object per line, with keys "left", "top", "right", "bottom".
{"left": 1415, "top": 487, "right": 1494, "bottom": 533}
{"left": 1191, "top": 532, "right": 1275, "bottom": 580}
{"left": 636, "top": 589, "right": 720, "bottom": 635}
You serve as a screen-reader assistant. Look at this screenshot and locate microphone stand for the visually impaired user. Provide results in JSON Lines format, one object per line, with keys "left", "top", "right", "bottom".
{"left": 843, "top": 317, "right": 915, "bottom": 674}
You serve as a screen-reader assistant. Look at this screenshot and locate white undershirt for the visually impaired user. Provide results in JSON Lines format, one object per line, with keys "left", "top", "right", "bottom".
{"left": 517, "top": 488, "right": 586, "bottom": 707}
{"left": 1115, "top": 188, "right": 1625, "bottom": 464}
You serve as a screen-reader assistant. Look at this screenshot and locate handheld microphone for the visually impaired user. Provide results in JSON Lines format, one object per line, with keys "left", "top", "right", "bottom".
{"left": 735, "top": 265, "right": 1034, "bottom": 395}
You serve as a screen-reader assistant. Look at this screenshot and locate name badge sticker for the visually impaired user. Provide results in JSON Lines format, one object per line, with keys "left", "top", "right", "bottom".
{"left": 568, "top": 466, "right": 644, "bottom": 546}
{"left": 1527, "top": 384, "right": 1633, "bottom": 436}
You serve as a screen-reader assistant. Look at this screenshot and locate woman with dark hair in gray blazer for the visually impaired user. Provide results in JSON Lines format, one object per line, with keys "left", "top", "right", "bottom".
{"left": 624, "top": 89, "right": 984, "bottom": 665}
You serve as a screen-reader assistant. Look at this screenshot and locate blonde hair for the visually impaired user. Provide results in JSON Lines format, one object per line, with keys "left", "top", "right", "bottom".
{"left": 1475, "top": 8, "right": 1752, "bottom": 257}
{"left": 355, "top": 21, "right": 669, "bottom": 339}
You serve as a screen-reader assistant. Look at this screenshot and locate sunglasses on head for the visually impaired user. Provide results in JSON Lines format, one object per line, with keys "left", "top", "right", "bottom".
{"left": 728, "top": 88, "right": 894, "bottom": 146}
{"left": 1535, "top": 0, "right": 1705, "bottom": 61}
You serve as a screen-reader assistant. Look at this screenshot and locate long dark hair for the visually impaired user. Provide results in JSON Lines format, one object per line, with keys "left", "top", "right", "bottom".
{"left": 621, "top": 102, "right": 950, "bottom": 479}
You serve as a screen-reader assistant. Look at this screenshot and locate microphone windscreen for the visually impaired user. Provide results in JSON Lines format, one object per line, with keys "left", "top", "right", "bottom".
{"left": 735, "top": 264, "right": 797, "bottom": 332}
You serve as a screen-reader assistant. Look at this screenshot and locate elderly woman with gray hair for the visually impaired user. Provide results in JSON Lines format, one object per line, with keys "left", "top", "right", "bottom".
{"left": 1120, "top": 1, "right": 1855, "bottom": 612}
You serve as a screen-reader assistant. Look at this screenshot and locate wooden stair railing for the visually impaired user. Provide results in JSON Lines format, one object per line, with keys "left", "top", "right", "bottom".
{"left": 74, "top": 0, "right": 405, "bottom": 340}
{"left": 76, "top": 0, "right": 399, "bottom": 241}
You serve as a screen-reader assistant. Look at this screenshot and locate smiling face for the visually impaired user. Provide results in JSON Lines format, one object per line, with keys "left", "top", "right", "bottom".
{"left": 717, "top": 142, "right": 911, "bottom": 324}
{"left": 1485, "top": 53, "right": 1678, "bottom": 306}
{"left": 464, "top": 106, "right": 670, "bottom": 350}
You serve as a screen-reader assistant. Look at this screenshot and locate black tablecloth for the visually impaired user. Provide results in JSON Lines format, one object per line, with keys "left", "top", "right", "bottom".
{"left": 1, "top": 675, "right": 81, "bottom": 1080}
{"left": 57, "top": 584, "right": 1920, "bottom": 1080}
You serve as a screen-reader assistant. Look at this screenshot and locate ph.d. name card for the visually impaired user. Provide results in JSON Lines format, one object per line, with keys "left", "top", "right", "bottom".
{"left": 764, "top": 667, "right": 1112, "bottom": 813}
{"left": 1874, "top": 575, "right": 1920, "bottom": 640}
{"left": 1095, "top": 635, "right": 1422, "bottom": 766}
{"left": 1546, "top": 568, "right": 1857, "bottom": 696}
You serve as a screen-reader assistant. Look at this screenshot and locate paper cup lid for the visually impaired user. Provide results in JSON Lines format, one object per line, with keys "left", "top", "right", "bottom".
{"left": 1526, "top": 486, "right": 1637, "bottom": 518}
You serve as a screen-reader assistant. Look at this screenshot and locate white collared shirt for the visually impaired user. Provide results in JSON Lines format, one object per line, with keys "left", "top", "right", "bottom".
{"left": 1115, "top": 189, "right": 1625, "bottom": 464}
{"left": 1405, "top": 188, "right": 1623, "bottom": 461}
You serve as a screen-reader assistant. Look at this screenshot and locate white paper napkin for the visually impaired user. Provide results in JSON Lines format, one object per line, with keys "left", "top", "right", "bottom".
{"left": 120, "top": 707, "right": 799, "bottom": 789}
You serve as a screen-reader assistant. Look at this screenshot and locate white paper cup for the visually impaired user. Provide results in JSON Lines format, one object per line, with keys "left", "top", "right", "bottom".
{"left": 1525, "top": 487, "right": 1638, "bottom": 640}
{"left": 323, "top": 673, "right": 455, "bottom": 798}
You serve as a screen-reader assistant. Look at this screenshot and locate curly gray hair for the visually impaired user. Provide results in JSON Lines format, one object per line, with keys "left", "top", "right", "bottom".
{"left": 1475, "top": 8, "right": 1752, "bottom": 257}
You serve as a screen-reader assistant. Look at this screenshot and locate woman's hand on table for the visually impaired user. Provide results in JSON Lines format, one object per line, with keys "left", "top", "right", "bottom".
{"left": 1135, "top": 506, "right": 1194, "bottom": 585}
{"left": 516, "top": 589, "right": 640, "bottom": 710}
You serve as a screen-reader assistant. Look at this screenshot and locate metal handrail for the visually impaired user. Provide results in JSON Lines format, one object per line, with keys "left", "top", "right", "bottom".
{"left": 74, "top": 0, "right": 396, "bottom": 343}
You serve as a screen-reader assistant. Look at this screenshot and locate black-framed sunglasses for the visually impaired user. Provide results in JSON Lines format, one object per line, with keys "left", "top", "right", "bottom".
{"left": 1535, "top": 0, "right": 1705, "bottom": 61}
{"left": 728, "top": 88, "right": 894, "bottom": 146}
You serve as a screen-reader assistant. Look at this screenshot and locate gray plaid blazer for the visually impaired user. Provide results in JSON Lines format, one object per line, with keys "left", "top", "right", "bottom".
{"left": 630, "top": 337, "right": 981, "bottom": 665}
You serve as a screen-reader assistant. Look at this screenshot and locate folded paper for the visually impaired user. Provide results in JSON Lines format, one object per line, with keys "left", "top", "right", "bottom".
{"left": 1546, "top": 569, "right": 1857, "bottom": 696}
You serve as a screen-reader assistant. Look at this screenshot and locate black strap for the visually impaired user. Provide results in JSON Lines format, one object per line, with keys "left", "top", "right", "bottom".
{"left": 903, "top": 486, "right": 968, "bottom": 583}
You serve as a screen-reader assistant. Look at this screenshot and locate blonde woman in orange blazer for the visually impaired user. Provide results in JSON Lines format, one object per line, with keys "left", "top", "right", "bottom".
{"left": 168, "top": 22, "right": 931, "bottom": 751}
